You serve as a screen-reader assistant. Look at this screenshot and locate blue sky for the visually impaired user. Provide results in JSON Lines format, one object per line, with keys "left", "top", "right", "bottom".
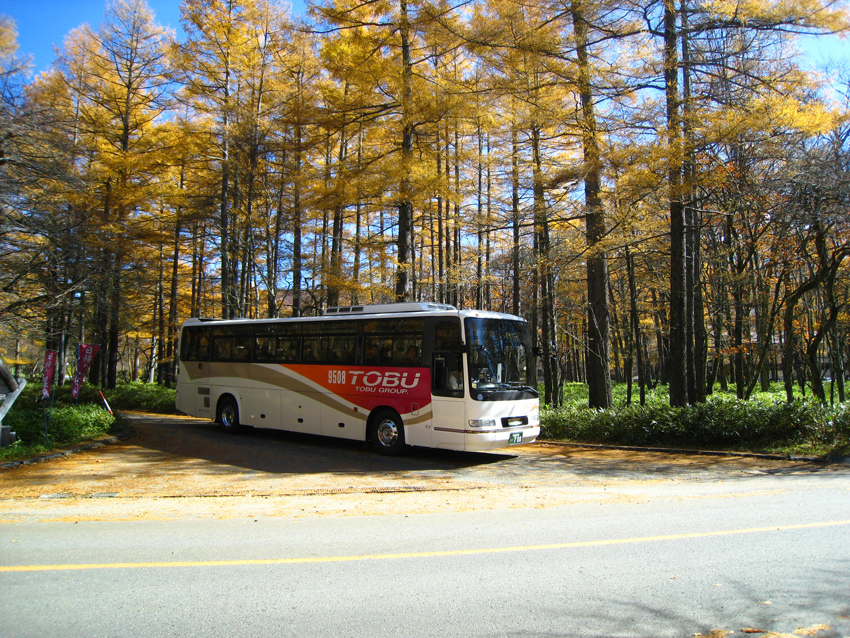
{"left": 3, "top": 0, "right": 183, "bottom": 73}
{"left": 2, "top": 0, "right": 848, "bottom": 76}
{"left": 1, "top": 0, "right": 305, "bottom": 74}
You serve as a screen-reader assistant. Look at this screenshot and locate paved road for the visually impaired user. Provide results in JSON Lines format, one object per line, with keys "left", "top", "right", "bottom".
{"left": 1, "top": 414, "right": 849, "bottom": 637}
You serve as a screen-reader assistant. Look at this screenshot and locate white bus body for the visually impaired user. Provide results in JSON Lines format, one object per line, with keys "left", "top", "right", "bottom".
{"left": 175, "top": 303, "right": 540, "bottom": 454}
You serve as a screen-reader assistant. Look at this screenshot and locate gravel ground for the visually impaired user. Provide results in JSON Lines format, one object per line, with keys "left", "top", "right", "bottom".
{"left": 0, "top": 412, "right": 840, "bottom": 522}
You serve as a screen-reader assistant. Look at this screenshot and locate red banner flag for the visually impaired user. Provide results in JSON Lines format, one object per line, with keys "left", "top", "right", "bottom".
{"left": 42, "top": 350, "right": 58, "bottom": 400}
{"left": 72, "top": 344, "right": 100, "bottom": 399}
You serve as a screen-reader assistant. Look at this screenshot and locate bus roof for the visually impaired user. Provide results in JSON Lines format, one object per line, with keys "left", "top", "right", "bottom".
{"left": 324, "top": 302, "right": 456, "bottom": 315}
{"left": 181, "top": 303, "right": 525, "bottom": 327}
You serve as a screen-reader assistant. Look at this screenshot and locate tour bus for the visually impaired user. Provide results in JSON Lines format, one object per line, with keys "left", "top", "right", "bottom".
{"left": 176, "top": 302, "right": 540, "bottom": 454}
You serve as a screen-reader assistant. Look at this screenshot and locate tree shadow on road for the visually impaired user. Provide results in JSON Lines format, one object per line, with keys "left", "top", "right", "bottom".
{"left": 500, "top": 559, "right": 850, "bottom": 638}
{"left": 121, "top": 415, "right": 516, "bottom": 476}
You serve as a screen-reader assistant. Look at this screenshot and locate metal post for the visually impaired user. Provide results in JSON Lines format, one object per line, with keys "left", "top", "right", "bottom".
{"left": 0, "top": 370, "right": 26, "bottom": 447}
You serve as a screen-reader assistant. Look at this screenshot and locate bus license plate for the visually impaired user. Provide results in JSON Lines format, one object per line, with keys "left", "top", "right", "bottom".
{"left": 509, "top": 432, "right": 522, "bottom": 445}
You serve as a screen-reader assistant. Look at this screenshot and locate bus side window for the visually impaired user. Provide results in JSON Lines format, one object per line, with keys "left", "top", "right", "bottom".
{"left": 434, "top": 320, "right": 462, "bottom": 350}
{"left": 301, "top": 338, "right": 320, "bottom": 363}
{"left": 211, "top": 337, "right": 232, "bottom": 361}
{"left": 195, "top": 332, "right": 210, "bottom": 361}
{"left": 277, "top": 338, "right": 299, "bottom": 363}
{"left": 329, "top": 335, "right": 356, "bottom": 365}
{"left": 233, "top": 337, "right": 252, "bottom": 361}
{"left": 182, "top": 328, "right": 210, "bottom": 361}
{"left": 365, "top": 338, "right": 392, "bottom": 364}
{"left": 255, "top": 337, "right": 276, "bottom": 362}
{"left": 363, "top": 339, "right": 381, "bottom": 363}
{"left": 397, "top": 340, "right": 422, "bottom": 365}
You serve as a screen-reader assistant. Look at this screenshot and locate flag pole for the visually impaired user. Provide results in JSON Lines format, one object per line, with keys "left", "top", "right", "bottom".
{"left": 41, "top": 350, "right": 59, "bottom": 446}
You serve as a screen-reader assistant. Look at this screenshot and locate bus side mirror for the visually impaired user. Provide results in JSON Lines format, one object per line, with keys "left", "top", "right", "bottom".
{"left": 454, "top": 344, "right": 468, "bottom": 354}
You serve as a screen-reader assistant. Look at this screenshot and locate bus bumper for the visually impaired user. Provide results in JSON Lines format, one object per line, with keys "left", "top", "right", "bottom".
{"left": 464, "top": 426, "right": 540, "bottom": 451}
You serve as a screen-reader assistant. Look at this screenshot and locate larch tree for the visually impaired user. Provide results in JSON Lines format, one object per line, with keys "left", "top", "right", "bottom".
{"left": 644, "top": 0, "right": 850, "bottom": 406}
{"left": 0, "top": 16, "right": 54, "bottom": 374}
{"left": 314, "top": 0, "right": 464, "bottom": 304}
{"left": 176, "top": 0, "right": 254, "bottom": 319}
{"left": 56, "top": 0, "right": 172, "bottom": 388}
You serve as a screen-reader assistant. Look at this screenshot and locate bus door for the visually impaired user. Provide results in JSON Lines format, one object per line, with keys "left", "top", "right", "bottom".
{"left": 429, "top": 319, "right": 466, "bottom": 450}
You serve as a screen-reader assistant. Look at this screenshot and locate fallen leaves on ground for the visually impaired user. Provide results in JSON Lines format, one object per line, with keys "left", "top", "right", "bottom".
{"left": 694, "top": 624, "right": 833, "bottom": 638}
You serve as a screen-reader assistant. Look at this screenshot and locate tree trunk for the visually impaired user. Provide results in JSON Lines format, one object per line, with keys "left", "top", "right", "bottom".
{"left": 828, "top": 319, "right": 846, "bottom": 403}
{"left": 681, "top": 3, "right": 706, "bottom": 403}
{"left": 626, "top": 245, "right": 646, "bottom": 405}
{"left": 664, "top": 0, "right": 688, "bottom": 406}
{"left": 436, "top": 124, "right": 445, "bottom": 305}
{"left": 572, "top": 0, "right": 612, "bottom": 409}
{"left": 783, "top": 276, "right": 823, "bottom": 402}
{"left": 651, "top": 288, "right": 669, "bottom": 386}
{"left": 292, "top": 123, "right": 303, "bottom": 317}
{"left": 156, "top": 242, "right": 165, "bottom": 385}
{"left": 476, "top": 120, "right": 484, "bottom": 309}
{"left": 531, "top": 124, "right": 555, "bottom": 405}
{"left": 512, "top": 125, "right": 521, "bottom": 316}
{"left": 395, "top": 0, "right": 414, "bottom": 302}
{"left": 167, "top": 220, "right": 181, "bottom": 387}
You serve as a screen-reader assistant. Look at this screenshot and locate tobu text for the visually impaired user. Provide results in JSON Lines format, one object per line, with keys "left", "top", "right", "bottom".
{"left": 328, "top": 370, "right": 422, "bottom": 394}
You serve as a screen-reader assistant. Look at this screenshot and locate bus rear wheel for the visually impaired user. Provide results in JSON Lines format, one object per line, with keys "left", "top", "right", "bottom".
{"left": 369, "top": 410, "right": 406, "bottom": 456}
{"left": 217, "top": 396, "right": 243, "bottom": 433}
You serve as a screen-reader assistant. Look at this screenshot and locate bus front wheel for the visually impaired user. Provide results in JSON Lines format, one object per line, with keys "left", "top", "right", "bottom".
{"left": 369, "top": 410, "right": 406, "bottom": 455}
{"left": 217, "top": 396, "right": 242, "bottom": 433}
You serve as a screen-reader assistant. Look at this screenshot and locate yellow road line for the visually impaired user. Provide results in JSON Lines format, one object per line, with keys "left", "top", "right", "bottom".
{"left": 3, "top": 520, "right": 849, "bottom": 573}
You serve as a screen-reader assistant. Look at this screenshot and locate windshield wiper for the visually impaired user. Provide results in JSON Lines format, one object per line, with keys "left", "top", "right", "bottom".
{"left": 504, "top": 383, "right": 539, "bottom": 395}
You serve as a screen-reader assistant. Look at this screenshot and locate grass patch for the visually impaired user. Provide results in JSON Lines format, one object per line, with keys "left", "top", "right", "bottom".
{"left": 1, "top": 382, "right": 177, "bottom": 462}
{"left": 102, "top": 382, "right": 178, "bottom": 414}
{"left": 542, "top": 383, "right": 850, "bottom": 458}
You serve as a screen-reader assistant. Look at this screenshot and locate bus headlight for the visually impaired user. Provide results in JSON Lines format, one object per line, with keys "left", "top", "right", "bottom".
{"left": 468, "top": 419, "right": 496, "bottom": 428}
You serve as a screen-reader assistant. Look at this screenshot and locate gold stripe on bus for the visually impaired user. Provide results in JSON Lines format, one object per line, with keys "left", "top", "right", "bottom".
{"left": 186, "top": 362, "right": 433, "bottom": 425}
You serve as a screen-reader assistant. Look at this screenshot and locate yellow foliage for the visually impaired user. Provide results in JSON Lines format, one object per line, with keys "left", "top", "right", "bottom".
{"left": 749, "top": 94, "right": 837, "bottom": 135}
{"left": 0, "top": 15, "right": 18, "bottom": 59}
{"left": 703, "top": 0, "right": 850, "bottom": 31}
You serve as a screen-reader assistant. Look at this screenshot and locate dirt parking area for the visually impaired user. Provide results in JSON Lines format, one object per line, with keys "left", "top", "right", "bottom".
{"left": 0, "top": 413, "right": 839, "bottom": 522}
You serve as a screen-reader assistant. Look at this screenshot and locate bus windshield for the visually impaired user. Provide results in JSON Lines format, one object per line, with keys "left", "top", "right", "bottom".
{"left": 465, "top": 317, "right": 538, "bottom": 400}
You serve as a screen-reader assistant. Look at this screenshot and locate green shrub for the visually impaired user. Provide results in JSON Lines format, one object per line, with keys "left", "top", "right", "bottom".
{"left": 32, "top": 381, "right": 176, "bottom": 413}
{"left": 104, "top": 382, "right": 177, "bottom": 413}
{"left": 541, "top": 392, "right": 850, "bottom": 457}
{"left": 0, "top": 380, "right": 176, "bottom": 461}
{"left": 2, "top": 401, "right": 115, "bottom": 454}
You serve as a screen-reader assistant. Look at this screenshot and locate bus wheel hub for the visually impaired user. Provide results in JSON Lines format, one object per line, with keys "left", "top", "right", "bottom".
{"left": 377, "top": 419, "right": 399, "bottom": 447}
